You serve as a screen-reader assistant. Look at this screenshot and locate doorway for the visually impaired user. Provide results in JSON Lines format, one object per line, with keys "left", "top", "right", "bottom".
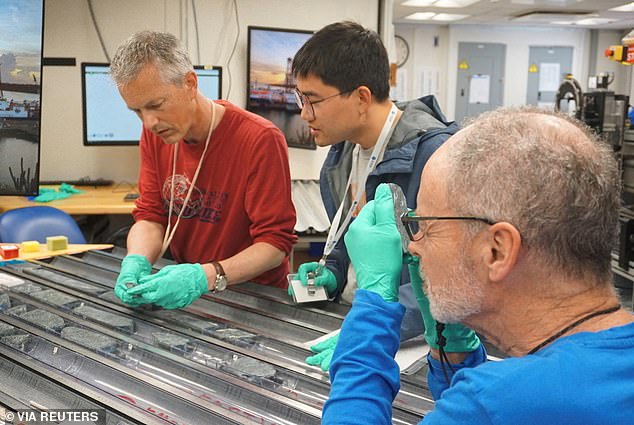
{"left": 526, "top": 46, "right": 573, "bottom": 108}
{"left": 455, "top": 42, "right": 506, "bottom": 123}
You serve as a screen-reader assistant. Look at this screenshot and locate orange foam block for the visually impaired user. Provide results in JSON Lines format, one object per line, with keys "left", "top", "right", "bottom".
{"left": 0, "top": 245, "right": 20, "bottom": 259}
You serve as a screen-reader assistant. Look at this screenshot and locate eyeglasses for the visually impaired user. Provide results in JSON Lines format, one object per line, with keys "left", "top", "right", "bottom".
{"left": 401, "top": 211, "right": 496, "bottom": 242}
{"left": 294, "top": 88, "right": 352, "bottom": 120}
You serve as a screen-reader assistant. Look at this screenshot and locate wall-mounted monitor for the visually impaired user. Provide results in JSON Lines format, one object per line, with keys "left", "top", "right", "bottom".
{"left": 81, "top": 63, "right": 222, "bottom": 146}
{"left": 246, "top": 26, "right": 315, "bottom": 150}
{"left": 0, "top": 0, "right": 44, "bottom": 196}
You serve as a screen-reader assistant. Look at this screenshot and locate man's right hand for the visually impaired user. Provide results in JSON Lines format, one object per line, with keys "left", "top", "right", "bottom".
{"left": 289, "top": 262, "right": 337, "bottom": 296}
{"left": 114, "top": 254, "right": 152, "bottom": 306}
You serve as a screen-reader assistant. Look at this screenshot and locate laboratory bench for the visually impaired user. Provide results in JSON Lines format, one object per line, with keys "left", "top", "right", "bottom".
{"left": 0, "top": 247, "right": 431, "bottom": 424}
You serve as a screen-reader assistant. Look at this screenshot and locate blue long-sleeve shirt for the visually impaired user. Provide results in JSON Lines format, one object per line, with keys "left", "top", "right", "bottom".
{"left": 324, "top": 289, "right": 634, "bottom": 424}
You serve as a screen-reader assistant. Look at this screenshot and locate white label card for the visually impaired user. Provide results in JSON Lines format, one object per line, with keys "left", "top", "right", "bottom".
{"left": 288, "top": 274, "right": 328, "bottom": 304}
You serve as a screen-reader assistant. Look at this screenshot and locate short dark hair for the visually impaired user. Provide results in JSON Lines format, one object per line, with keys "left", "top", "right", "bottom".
{"left": 292, "top": 21, "right": 390, "bottom": 101}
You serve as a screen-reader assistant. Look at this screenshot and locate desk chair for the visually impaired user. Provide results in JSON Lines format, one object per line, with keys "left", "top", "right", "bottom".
{"left": 0, "top": 206, "right": 87, "bottom": 244}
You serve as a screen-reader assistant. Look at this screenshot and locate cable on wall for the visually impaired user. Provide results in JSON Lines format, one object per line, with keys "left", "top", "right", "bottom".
{"left": 183, "top": 0, "right": 189, "bottom": 52}
{"left": 191, "top": 0, "right": 201, "bottom": 65}
{"left": 225, "top": 0, "right": 240, "bottom": 99}
{"left": 212, "top": 0, "right": 233, "bottom": 66}
{"left": 164, "top": 0, "right": 168, "bottom": 31}
{"left": 87, "top": 0, "right": 110, "bottom": 62}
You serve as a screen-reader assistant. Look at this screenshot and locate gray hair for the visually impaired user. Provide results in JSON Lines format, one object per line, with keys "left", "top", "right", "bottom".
{"left": 445, "top": 107, "right": 620, "bottom": 282}
{"left": 110, "top": 31, "right": 193, "bottom": 86}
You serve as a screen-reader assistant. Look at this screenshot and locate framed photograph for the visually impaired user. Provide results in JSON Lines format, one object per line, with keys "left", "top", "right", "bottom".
{"left": 247, "top": 26, "right": 315, "bottom": 150}
{"left": 0, "top": 0, "right": 44, "bottom": 196}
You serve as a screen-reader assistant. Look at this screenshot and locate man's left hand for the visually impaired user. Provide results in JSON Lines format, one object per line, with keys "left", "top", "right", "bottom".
{"left": 127, "top": 263, "right": 209, "bottom": 309}
{"left": 306, "top": 333, "right": 339, "bottom": 371}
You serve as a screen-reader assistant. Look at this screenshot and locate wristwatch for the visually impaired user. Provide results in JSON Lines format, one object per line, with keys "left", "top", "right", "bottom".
{"left": 211, "top": 261, "right": 228, "bottom": 293}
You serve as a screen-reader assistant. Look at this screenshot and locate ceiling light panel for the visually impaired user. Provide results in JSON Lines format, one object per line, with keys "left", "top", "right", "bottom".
{"left": 512, "top": 11, "right": 594, "bottom": 22}
{"left": 576, "top": 18, "right": 617, "bottom": 25}
{"left": 404, "top": 12, "right": 437, "bottom": 20}
{"left": 610, "top": 3, "right": 634, "bottom": 12}
{"left": 402, "top": 0, "right": 480, "bottom": 7}
{"left": 432, "top": 13, "right": 469, "bottom": 20}
{"left": 402, "top": 0, "right": 436, "bottom": 6}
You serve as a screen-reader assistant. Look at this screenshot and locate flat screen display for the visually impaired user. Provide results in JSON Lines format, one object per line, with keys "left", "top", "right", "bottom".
{"left": 81, "top": 63, "right": 222, "bottom": 146}
{"left": 246, "top": 26, "right": 315, "bottom": 150}
{"left": 0, "top": 0, "right": 44, "bottom": 196}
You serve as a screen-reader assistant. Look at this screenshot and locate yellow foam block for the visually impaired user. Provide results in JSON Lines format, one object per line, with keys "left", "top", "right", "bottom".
{"left": 21, "top": 240, "right": 41, "bottom": 253}
{"left": 46, "top": 236, "right": 68, "bottom": 251}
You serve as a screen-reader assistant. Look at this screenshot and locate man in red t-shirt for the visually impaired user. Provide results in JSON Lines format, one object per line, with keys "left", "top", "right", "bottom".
{"left": 109, "top": 31, "right": 297, "bottom": 309}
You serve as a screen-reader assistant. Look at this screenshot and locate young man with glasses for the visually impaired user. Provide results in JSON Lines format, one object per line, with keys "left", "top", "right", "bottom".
{"left": 323, "top": 108, "right": 634, "bottom": 424}
{"left": 291, "top": 21, "right": 459, "bottom": 370}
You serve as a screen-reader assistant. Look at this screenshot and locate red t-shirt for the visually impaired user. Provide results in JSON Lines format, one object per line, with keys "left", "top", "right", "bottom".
{"left": 133, "top": 100, "right": 297, "bottom": 287}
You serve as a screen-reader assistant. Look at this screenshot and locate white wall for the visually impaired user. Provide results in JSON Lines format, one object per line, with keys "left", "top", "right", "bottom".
{"left": 447, "top": 25, "right": 592, "bottom": 120}
{"left": 394, "top": 23, "right": 634, "bottom": 121}
{"left": 42, "top": 3, "right": 631, "bottom": 183}
{"left": 41, "top": 0, "right": 379, "bottom": 182}
{"left": 395, "top": 24, "right": 450, "bottom": 110}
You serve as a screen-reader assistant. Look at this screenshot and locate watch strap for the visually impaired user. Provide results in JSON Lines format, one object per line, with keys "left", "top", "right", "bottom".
{"left": 211, "top": 261, "right": 227, "bottom": 292}
{"left": 211, "top": 261, "right": 225, "bottom": 278}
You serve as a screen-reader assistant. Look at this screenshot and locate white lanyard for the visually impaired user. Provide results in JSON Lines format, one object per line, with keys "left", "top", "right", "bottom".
{"left": 319, "top": 103, "right": 399, "bottom": 268}
{"left": 160, "top": 100, "right": 217, "bottom": 257}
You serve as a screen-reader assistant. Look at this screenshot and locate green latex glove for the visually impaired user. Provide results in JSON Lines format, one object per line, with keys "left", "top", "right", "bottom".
{"left": 344, "top": 184, "right": 402, "bottom": 302}
{"left": 114, "top": 254, "right": 152, "bottom": 306}
{"left": 59, "top": 183, "right": 84, "bottom": 194}
{"left": 127, "top": 263, "right": 209, "bottom": 309}
{"left": 407, "top": 257, "right": 481, "bottom": 353}
{"left": 34, "top": 188, "right": 72, "bottom": 202}
{"left": 288, "top": 262, "right": 337, "bottom": 296}
{"left": 306, "top": 333, "right": 339, "bottom": 371}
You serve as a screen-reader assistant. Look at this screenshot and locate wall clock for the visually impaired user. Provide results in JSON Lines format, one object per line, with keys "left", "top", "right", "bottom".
{"left": 395, "top": 35, "right": 410, "bottom": 68}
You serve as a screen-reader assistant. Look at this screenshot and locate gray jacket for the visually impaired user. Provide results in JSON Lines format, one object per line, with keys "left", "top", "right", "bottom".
{"left": 319, "top": 95, "right": 459, "bottom": 340}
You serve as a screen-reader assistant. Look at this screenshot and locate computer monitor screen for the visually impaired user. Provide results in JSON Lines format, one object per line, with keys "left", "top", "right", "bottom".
{"left": 81, "top": 63, "right": 222, "bottom": 146}
{"left": 0, "top": 0, "right": 44, "bottom": 196}
{"left": 195, "top": 66, "right": 222, "bottom": 101}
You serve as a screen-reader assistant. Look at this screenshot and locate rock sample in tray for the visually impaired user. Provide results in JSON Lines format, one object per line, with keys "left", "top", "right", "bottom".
{"left": 0, "top": 333, "right": 31, "bottom": 351}
{"left": 0, "top": 293, "right": 10, "bottom": 311}
{"left": 61, "top": 327, "right": 119, "bottom": 353}
{"left": 98, "top": 291, "right": 120, "bottom": 303}
{"left": 229, "top": 356, "right": 277, "bottom": 380}
{"left": 72, "top": 305, "right": 135, "bottom": 333}
{"left": 98, "top": 291, "right": 156, "bottom": 309}
{"left": 152, "top": 332, "right": 191, "bottom": 352}
{"left": 223, "top": 355, "right": 283, "bottom": 388}
{"left": 19, "top": 309, "right": 65, "bottom": 333}
{"left": 6, "top": 304, "right": 27, "bottom": 316}
{"left": 26, "top": 269, "right": 107, "bottom": 295}
{"left": 213, "top": 328, "right": 257, "bottom": 346}
{"left": 0, "top": 322, "right": 16, "bottom": 337}
{"left": 11, "top": 283, "right": 43, "bottom": 295}
{"left": 30, "top": 289, "right": 82, "bottom": 309}
{"left": 182, "top": 317, "right": 219, "bottom": 334}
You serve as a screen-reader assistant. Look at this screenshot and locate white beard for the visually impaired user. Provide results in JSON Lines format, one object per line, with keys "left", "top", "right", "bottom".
{"left": 422, "top": 255, "right": 485, "bottom": 324}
